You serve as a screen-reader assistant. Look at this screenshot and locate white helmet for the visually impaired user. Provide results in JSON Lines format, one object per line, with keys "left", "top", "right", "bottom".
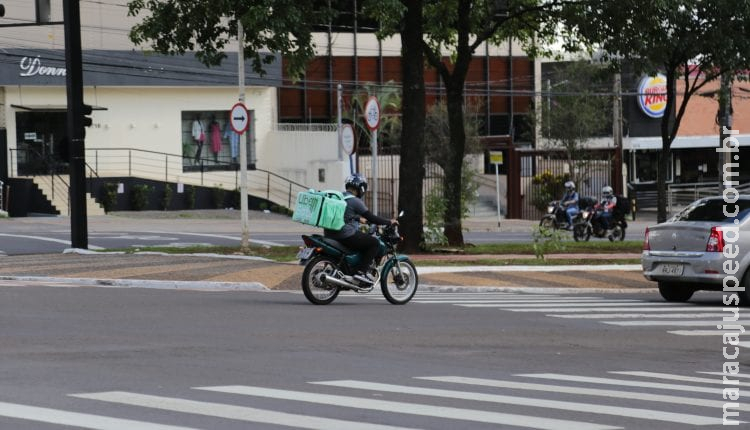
{"left": 564, "top": 181, "right": 575, "bottom": 190}
{"left": 602, "top": 185, "right": 613, "bottom": 197}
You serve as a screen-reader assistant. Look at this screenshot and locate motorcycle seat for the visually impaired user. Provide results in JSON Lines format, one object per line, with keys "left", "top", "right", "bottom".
{"left": 313, "top": 235, "right": 356, "bottom": 254}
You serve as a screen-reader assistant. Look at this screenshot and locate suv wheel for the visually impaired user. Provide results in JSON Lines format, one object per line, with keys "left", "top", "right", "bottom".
{"left": 658, "top": 282, "right": 694, "bottom": 302}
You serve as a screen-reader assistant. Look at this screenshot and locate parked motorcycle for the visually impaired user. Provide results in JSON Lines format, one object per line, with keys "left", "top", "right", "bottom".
{"left": 573, "top": 207, "right": 627, "bottom": 242}
{"left": 297, "top": 214, "right": 418, "bottom": 305}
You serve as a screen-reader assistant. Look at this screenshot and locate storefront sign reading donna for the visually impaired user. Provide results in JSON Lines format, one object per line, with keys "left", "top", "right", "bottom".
{"left": 637, "top": 74, "right": 667, "bottom": 118}
{"left": 19, "top": 56, "right": 66, "bottom": 77}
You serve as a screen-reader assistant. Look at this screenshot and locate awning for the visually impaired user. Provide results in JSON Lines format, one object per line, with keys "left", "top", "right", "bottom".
{"left": 10, "top": 104, "right": 108, "bottom": 112}
{"left": 625, "top": 134, "right": 750, "bottom": 150}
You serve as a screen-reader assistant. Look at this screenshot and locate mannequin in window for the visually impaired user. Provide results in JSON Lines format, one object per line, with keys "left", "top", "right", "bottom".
{"left": 223, "top": 114, "right": 240, "bottom": 164}
{"left": 192, "top": 116, "right": 204, "bottom": 163}
{"left": 210, "top": 115, "right": 222, "bottom": 162}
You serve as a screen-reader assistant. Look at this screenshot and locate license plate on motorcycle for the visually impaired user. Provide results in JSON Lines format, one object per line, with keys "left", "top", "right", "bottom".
{"left": 296, "top": 247, "right": 314, "bottom": 260}
{"left": 659, "top": 264, "right": 684, "bottom": 276}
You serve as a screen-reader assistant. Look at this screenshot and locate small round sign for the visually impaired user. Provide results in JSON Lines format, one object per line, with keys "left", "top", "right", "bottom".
{"left": 364, "top": 96, "right": 381, "bottom": 131}
{"left": 341, "top": 124, "right": 355, "bottom": 155}
{"left": 637, "top": 74, "right": 667, "bottom": 118}
{"left": 230, "top": 102, "right": 249, "bottom": 134}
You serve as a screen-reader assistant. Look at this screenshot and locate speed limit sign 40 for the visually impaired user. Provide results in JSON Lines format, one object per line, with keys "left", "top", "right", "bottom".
{"left": 364, "top": 96, "right": 380, "bottom": 131}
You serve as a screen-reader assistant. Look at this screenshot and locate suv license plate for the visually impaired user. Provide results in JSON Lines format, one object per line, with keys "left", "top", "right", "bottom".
{"left": 296, "top": 247, "right": 314, "bottom": 260}
{"left": 659, "top": 264, "right": 684, "bottom": 276}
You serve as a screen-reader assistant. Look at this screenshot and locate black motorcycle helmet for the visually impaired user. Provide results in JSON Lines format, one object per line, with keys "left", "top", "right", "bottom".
{"left": 345, "top": 173, "right": 368, "bottom": 198}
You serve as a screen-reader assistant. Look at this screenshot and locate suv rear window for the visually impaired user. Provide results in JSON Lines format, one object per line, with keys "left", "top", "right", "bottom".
{"left": 672, "top": 199, "right": 750, "bottom": 222}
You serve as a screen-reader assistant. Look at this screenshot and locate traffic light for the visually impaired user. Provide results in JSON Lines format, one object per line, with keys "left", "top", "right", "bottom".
{"left": 82, "top": 104, "right": 93, "bottom": 127}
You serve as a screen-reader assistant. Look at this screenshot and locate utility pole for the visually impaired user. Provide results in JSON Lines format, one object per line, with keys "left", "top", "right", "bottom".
{"left": 718, "top": 72, "right": 733, "bottom": 193}
{"left": 613, "top": 72, "right": 623, "bottom": 194}
{"left": 63, "top": 0, "right": 88, "bottom": 249}
{"left": 238, "top": 19, "right": 249, "bottom": 250}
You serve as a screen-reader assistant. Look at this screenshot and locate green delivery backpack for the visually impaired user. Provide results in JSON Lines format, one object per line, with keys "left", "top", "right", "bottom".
{"left": 292, "top": 189, "right": 353, "bottom": 230}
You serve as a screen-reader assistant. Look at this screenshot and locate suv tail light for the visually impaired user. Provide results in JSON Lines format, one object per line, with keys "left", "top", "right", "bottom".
{"left": 642, "top": 227, "right": 650, "bottom": 251}
{"left": 706, "top": 227, "right": 725, "bottom": 252}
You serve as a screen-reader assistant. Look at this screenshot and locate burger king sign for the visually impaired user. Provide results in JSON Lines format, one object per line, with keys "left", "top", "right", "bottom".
{"left": 638, "top": 74, "right": 667, "bottom": 118}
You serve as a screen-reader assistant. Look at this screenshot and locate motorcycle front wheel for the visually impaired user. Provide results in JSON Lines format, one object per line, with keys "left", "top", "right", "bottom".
{"left": 381, "top": 258, "right": 418, "bottom": 305}
{"left": 301, "top": 255, "right": 340, "bottom": 305}
{"left": 539, "top": 216, "right": 557, "bottom": 230}
{"left": 573, "top": 223, "right": 591, "bottom": 242}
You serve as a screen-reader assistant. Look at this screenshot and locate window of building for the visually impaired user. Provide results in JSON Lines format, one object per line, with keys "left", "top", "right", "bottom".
{"left": 630, "top": 150, "right": 672, "bottom": 183}
{"left": 181, "top": 110, "right": 254, "bottom": 171}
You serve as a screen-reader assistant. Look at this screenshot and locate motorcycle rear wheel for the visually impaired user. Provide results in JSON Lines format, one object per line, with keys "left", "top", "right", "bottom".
{"left": 608, "top": 225, "right": 626, "bottom": 242}
{"left": 381, "top": 258, "right": 418, "bottom": 305}
{"left": 301, "top": 255, "right": 340, "bottom": 305}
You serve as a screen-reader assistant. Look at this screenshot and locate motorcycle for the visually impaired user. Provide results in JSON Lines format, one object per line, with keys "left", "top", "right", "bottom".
{"left": 573, "top": 206, "right": 628, "bottom": 242}
{"left": 539, "top": 200, "right": 572, "bottom": 230}
{"left": 297, "top": 214, "right": 418, "bottom": 305}
{"left": 539, "top": 199, "right": 589, "bottom": 230}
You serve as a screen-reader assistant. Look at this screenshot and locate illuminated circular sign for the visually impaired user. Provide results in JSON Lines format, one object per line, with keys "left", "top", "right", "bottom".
{"left": 637, "top": 74, "right": 667, "bottom": 118}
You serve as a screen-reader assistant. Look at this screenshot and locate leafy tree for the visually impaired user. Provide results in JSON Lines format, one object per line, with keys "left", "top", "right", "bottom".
{"left": 566, "top": 0, "right": 750, "bottom": 222}
{"left": 533, "top": 60, "right": 611, "bottom": 187}
{"left": 371, "top": 0, "right": 569, "bottom": 246}
{"left": 127, "top": 0, "right": 333, "bottom": 78}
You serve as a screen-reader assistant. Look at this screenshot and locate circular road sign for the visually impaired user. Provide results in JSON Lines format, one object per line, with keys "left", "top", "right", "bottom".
{"left": 341, "top": 123, "right": 355, "bottom": 155}
{"left": 230, "top": 102, "right": 249, "bottom": 134}
{"left": 364, "top": 96, "right": 381, "bottom": 131}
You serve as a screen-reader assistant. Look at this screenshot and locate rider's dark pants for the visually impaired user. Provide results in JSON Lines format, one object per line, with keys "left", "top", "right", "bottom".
{"left": 338, "top": 231, "right": 380, "bottom": 273}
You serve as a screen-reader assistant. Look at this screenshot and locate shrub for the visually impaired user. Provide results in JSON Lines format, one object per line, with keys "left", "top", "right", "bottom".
{"left": 161, "top": 183, "right": 173, "bottom": 211}
{"left": 212, "top": 184, "right": 226, "bottom": 208}
{"left": 130, "top": 184, "right": 152, "bottom": 211}
{"left": 531, "top": 225, "right": 567, "bottom": 260}
{"left": 101, "top": 182, "right": 119, "bottom": 213}
{"left": 185, "top": 185, "right": 196, "bottom": 209}
{"left": 531, "top": 170, "right": 570, "bottom": 212}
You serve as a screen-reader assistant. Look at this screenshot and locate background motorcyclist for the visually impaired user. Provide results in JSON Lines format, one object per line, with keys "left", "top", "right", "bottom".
{"left": 324, "top": 173, "right": 398, "bottom": 284}
{"left": 560, "top": 181, "right": 579, "bottom": 229}
{"left": 595, "top": 185, "right": 617, "bottom": 232}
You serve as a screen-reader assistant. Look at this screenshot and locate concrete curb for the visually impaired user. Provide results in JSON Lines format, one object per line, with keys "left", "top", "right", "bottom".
{"left": 418, "top": 264, "right": 642, "bottom": 274}
{"left": 0, "top": 276, "right": 269, "bottom": 292}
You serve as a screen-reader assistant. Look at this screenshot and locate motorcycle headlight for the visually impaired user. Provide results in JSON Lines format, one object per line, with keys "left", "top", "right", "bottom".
{"left": 582, "top": 210, "right": 590, "bottom": 218}
{"left": 547, "top": 205, "right": 555, "bottom": 214}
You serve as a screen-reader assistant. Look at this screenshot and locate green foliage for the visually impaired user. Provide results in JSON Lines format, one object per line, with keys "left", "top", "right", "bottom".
{"left": 161, "top": 183, "right": 173, "bottom": 211}
{"left": 185, "top": 185, "right": 196, "bottom": 209}
{"left": 531, "top": 225, "right": 567, "bottom": 260}
{"left": 130, "top": 184, "right": 152, "bottom": 211}
{"left": 212, "top": 184, "right": 226, "bottom": 209}
{"left": 531, "top": 170, "right": 570, "bottom": 212}
{"left": 101, "top": 182, "right": 119, "bottom": 213}
{"left": 423, "top": 187, "right": 448, "bottom": 246}
{"left": 344, "top": 81, "right": 402, "bottom": 151}
{"left": 127, "top": 0, "right": 333, "bottom": 80}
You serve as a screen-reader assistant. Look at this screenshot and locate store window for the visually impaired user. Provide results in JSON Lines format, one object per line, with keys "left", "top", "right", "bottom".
{"left": 631, "top": 150, "right": 672, "bottom": 183}
{"left": 14, "top": 111, "right": 68, "bottom": 175}
{"left": 181, "top": 110, "right": 254, "bottom": 171}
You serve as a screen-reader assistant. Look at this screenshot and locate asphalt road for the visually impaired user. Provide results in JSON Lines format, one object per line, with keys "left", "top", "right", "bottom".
{"left": 0, "top": 211, "right": 652, "bottom": 255}
{"left": 0, "top": 279, "right": 742, "bottom": 429}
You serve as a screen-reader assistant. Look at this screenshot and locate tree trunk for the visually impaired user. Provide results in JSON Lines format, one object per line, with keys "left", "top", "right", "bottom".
{"left": 657, "top": 69, "right": 677, "bottom": 223}
{"left": 397, "top": 1, "right": 426, "bottom": 252}
{"left": 442, "top": 84, "right": 466, "bottom": 246}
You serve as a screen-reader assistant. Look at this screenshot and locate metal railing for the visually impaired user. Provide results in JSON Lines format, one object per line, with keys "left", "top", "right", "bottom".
{"left": 84, "top": 147, "right": 309, "bottom": 210}
{"left": 667, "top": 181, "right": 750, "bottom": 213}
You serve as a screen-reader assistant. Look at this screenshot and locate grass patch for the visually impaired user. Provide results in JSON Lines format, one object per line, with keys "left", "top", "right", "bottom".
{"left": 437, "top": 240, "right": 643, "bottom": 255}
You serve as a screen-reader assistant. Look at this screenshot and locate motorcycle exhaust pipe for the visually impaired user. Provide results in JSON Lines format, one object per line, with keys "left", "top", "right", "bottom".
{"left": 320, "top": 273, "right": 365, "bottom": 291}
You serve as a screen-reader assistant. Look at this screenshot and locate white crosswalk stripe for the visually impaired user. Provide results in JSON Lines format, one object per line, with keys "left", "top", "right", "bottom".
{"left": 194, "top": 385, "right": 616, "bottom": 430}
{"left": 70, "top": 392, "right": 414, "bottom": 430}
{"left": 409, "top": 291, "right": 748, "bottom": 346}
{"left": 0, "top": 369, "right": 740, "bottom": 429}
